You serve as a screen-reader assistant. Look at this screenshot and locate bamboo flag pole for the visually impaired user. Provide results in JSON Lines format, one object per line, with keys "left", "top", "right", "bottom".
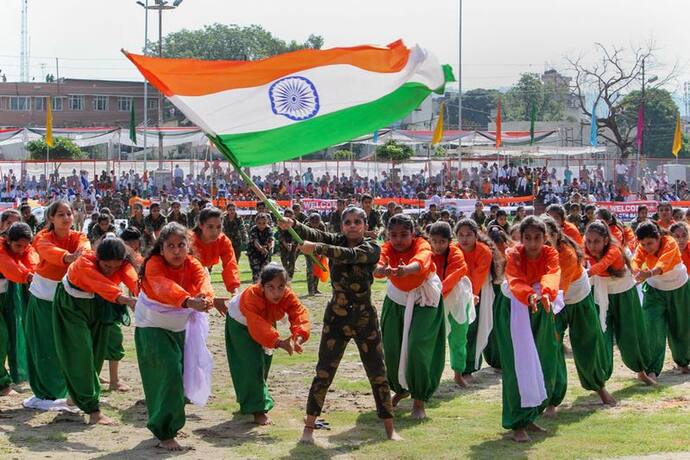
{"left": 208, "top": 135, "right": 326, "bottom": 271}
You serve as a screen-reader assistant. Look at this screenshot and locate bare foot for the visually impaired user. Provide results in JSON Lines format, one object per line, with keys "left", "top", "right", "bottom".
{"left": 66, "top": 397, "right": 76, "bottom": 407}
{"left": 637, "top": 371, "right": 656, "bottom": 386}
{"left": 392, "top": 391, "right": 410, "bottom": 408}
{"left": 299, "top": 427, "right": 315, "bottom": 444}
{"left": 88, "top": 411, "right": 115, "bottom": 425}
{"left": 543, "top": 405, "right": 557, "bottom": 418}
{"left": 462, "top": 373, "right": 475, "bottom": 383}
{"left": 0, "top": 387, "right": 17, "bottom": 396}
{"left": 597, "top": 387, "right": 617, "bottom": 406}
{"left": 383, "top": 418, "right": 403, "bottom": 441}
{"left": 99, "top": 377, "right": 108, "bottom": 385}
{"left": 512, "top": 428, "right": 530, "bottom": 442}
{"left": 411, "top": 399, "right": 426, "bottom": 420}
{"left": 678, "top": 366, "right": 690, "bottom": 374}
{"left": 253, "top": 412, "right": 272, "bottom": 425}
{"left": 526, "top": 422, "right": 547, "bottom": 433}
{"left": 109, "top": 381, "right": 131, "bottom": 392}
{"left": 493, "top": 367, "right": 502, "bottom": 374}
{"left": 157, "top": 438, "right": 186, "bottom": 451}
{"left": 454, "top": 372, "right": 468, "bottom": 388}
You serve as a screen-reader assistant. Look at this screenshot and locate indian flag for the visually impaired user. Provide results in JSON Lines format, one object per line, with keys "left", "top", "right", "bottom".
{"left": 123, "top": 40, "right": 453, "bottom": 167}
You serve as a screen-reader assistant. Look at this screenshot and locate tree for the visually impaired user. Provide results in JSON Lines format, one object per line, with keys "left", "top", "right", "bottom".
{"left": 454, "top": 88, "right": 500, "bottom": 130}
{"left": 620, "top": 88, "right": 687, "bottom": 157}
{"left": 26, "top": 137, "right": 86, "bottom": 160}
{"left": 375, "top": 140, "right": 413, "bottom": 161}
{"left": 505, "top": 73, "right": 565, "bottom": 122}
{"left": 146, "top": 23, "right": 324, "bottom": 60}
{"left": 567, "top": 42, "right": 677, "bottom": 157}
{"left": 331, "top": 149, "right": 353, "bottom": 160}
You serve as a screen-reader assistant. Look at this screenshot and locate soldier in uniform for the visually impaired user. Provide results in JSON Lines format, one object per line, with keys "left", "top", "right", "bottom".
{"left": 361, "top": 193, "right": 381, "bottom": 239}
{"left": 276, "top": 209, "right": 298, "bottom": 279}
{"left": 187, "top": 199, "right": 201, "bottom": 228}
{"left": 305, "top": 213, "right": 326, "bottom": 296}
{"left": 144, "top": 202, "right": 166, "bottom": 247}
{"left": 278, "top": 206, "right": 400, "bottom": 443}
{"left": 222, "top": 203, "right": 247, "bottom": 263}
{"left": 247, "top": 212, "right": 274, "bottom": 282}
{"left": 20, "top": 204, "right": 38, "bottom": 233}
{"left": 167, "top": 201, "right": 188, "bottom": 227}
{"left": 328, "top": 199, "right": 346, "bottom": 233}
{"left": 128, "top": 203, "right": 146, "bottom": 236}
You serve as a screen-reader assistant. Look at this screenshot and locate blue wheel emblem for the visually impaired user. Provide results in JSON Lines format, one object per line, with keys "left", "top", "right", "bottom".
{"left": 269, "top": 76, "right": 320, "bottom": 121}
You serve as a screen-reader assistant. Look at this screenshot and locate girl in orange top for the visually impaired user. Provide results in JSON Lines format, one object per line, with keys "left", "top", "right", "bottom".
{"left": 632, "top": 222, "right": 690, "bottom": 377}
{"left": 134, "top": 222, "right": 217, "bottom": 451}
{"left": 0, "top": 222, "right": 38, "bottom": 395}
{"left": 190, "top": 207, "right": 240, "bottom": 295}
{"left": 655, "top": 202, "right": 674, "bottom": 230}
{"left": 428, "top": 221, "right": 473, "bottom": 388}
{"left": 596, "top": 208, "right": 636, "bottom": 253}
{"left": 542, "top": 218, "right": 614, "bottom": 415}
{"left": 376, "top": 214, "right": 444, "bottom": 420}
{"left": 455, "top": 218, "right": 494, "bottom": 377}
{"left": 53, "top": 236, "right": 138, "bottom": 426}
{"left": 585, "top": 221, "right": 655, "bottom": 385}
{"left": 225, "top": 264, "right": 310, "bottom": 425}
{"left": 495, "top": 216, "right": 560, "bottom": 442}
{"left": 25, "top": 200, "right": 90, "bottom": 404}
{"left": 670, "top": 222, "right": 690, "bottom": 275}
{"left": 547, "top": 203, "right": 584, "bottom": 247}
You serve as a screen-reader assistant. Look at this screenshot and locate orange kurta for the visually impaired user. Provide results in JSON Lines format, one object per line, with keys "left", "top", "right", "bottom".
{"left": 239, "top": 283, "right": 311, "bottom": 349}
{"left": 557, "top": 242, "right": 583, "bottom": 293}
{"left": 33, "top": 229, "right": 91, "bottom": 281}
{"left": 458, "top": 241, "right": 493, "bottom": 296}
{"left": 190, "top": 232, "right": 240, "bottom": 292}
{"left": 66, "top": 252, "right": 139, "bottom": 302}
{"left": 623, "top": 226, "right": 637, "bottom": 252}
{"left": 0, "top": 239, "right": 39, "bottom": 284}
{"left": 505, "top": 244, "right": 561, "bottom": 305}
{"left": 632, "top": 235, "right": 683, "bottom": 274}
{"left": 681, "top": 244, "right": 690, "bottom": 275}
{"left": 562, "top": 221, "right": 584, "bottom": 246}
{"left": 141, "top": 254, "right": 214, "bottom": 308}
{"left": 377, "top": 237, "right": 435, "bottom": 292}
{"left": 657, "top": 218, "right": 673, "bottom": 230}
{"left": 432, "top": 244, "right": 468, "bottom": 296}
{"left": 586, "top": 244, "right": 626, "bottom": 278}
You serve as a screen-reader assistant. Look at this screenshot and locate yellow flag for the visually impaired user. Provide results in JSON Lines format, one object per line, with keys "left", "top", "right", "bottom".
{"left": 431, "top": 101, "right": 445, "bottom": 146}
{"left": 672, "top": 111, "right": 682, "bottom": 157}
{"left": 45, "top": 96, "right": 54, "bottom": 148}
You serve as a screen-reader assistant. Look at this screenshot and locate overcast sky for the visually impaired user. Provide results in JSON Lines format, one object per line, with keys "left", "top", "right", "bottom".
{"left": 2, "top": 0, "right": 689, "bottom": 99}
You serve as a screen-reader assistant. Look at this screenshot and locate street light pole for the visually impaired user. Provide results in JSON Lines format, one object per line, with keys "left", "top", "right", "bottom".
{"left": 157, "top": 4, "right": 164, "bottom": 171}
{"left": 457, "top": 0, "right": 463, "bottom": 185}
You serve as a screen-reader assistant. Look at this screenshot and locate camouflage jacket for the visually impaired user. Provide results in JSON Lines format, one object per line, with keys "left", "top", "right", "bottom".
{"left": 223, "top": 215, "right": 248, "bottom": 247}
{"left": 294, "top": 221, "right": 380, "bottom": 311}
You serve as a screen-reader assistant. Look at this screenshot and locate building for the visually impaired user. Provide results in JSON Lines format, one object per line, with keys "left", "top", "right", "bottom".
{"left": 0, "top": 78, "right": 168, "bottom": 128}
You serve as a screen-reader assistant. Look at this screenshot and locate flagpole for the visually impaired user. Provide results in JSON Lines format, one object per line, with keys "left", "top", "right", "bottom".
{"left": 208, "top": 135, "right": 326, "bottom": 271}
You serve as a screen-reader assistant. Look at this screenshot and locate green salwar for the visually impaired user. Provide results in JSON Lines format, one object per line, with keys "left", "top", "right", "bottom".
{"left": 225, "top": 317, "right": 274, "bottom": 415}
{"left": 135, "top": 326, "right": 186, "bottom": 441}
{"left": 550, "top": 294, "right": 609, "bottom": 407}
{"left": 495, "top": 294, "right": 558, "bottom": 430}
{"left": 601, "top": 287, "right": 651, "bottom": 374}
{"left": 641, "top": 281, "right": 690, "bottom": 376}
{"left": 1, "top": 282, "right": 29, "bottom": 383}
{"left": 463, "top": 303, "right": 481, "bottom": 374}
{"left": 0, "top": 304, "right": 11, "bottom": 390}
{"left": 52, "top": 284, "right": 110, "bottom": 414}
{"left": 483, "top": 284, "right": 503, "bottom": 370}
{"left": 447, "top": 313, "right": 470, "bottom": 374}
{"left": 25, "top": 293, "right": 67, "bottom": 400}
{"left": 380, "top": 296, "right": 445, "bottom": 402}
{"left": 104, "top": 323, "right": 126, "bottom": 361}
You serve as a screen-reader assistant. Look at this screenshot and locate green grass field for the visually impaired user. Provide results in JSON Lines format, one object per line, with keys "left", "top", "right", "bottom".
{"left": 0, "top": 255, "right": 688, "bottom": 459}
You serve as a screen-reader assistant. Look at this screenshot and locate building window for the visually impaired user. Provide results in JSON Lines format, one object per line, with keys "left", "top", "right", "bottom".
{"left": 118, "top": 97, "right": 132, "bottom": 112}
{"left": 69, "top": 95, "right": 84, "bottom": 111}
{"left": 34, "top": 97, "right": 46, "bottom": 112}
{"left": 9, "top": 96, "right": 30, "bottom": 111}
{"left": 52, "top": 97, "right": 65, "bottom": 112}
{"left": 147, "top": 98, "right": 157, "bottom": 110}
{"left": 93, "top": 95, "right": 108, "bottom": 111}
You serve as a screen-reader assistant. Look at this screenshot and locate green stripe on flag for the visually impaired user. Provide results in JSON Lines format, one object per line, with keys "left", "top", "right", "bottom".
{"left": 218, "top": 82, "right": 441, "bottom": 167}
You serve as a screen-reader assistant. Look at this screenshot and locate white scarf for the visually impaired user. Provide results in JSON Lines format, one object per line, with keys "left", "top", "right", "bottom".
{"left": 443, "top": 275, "right": 474, "bottom": 336}
{"left": 590, "top": 269, "right": 636, "bottom": 332}
{"left": 29, "top": 272, "right": 59, "bottom": 302}
{"left": 646, "top": 263, "right": 688, "bottom": 291}
{"left": 474, "top": 275, "right": 496, "bottom": 368}
{"left": 562, "top": 269, "right": 590, "bottom": 307}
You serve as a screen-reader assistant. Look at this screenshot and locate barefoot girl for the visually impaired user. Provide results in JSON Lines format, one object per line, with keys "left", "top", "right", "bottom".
{"left": 377, "top": 214, "right": 445, "bottom": 420}
{"left": 542, "top": 218, "right": 614, "bottom": 416}
{"left": 278, "top": 206, "right": 400, "bottom": 442}
{"left": 495, "top": 216, "right": 561, "bottom": 442}
{"left": 26, "top": 200, "right": 90, "bottom": 404}
{"left": 584, "top": 221, "right": 655, "bottom": 385}
{"left": 632, "top": 222, "right": 690, "bottom": 376}
{"left": 190, "top": 207, "right": 241, "bottom": 295}
{"left": 485, "top": 225, "right": 514, "bottom": 371}
{"left": 225, "top": 263, "right": 310, "bottom": 425}
{"left": 135, "top": 222, "right": 216, "bottom": 450}
{"left": 455, "top": 219, "right": 494, "bottom": 379}
{"left": 53, "top": 235, "right": 138, "bottom": 425}
{"left": 428, "top": 221, "right": 473, "bottom": 388}
{"left": 0, "top": 223, "right": 38, "bottom": 394}
{"left": 670, "top": 222, "right": 690, "bottom": 274}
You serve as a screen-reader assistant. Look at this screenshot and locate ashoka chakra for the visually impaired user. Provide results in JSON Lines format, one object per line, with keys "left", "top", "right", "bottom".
{"left": 269, "top": 76, "right": 320, "bottom": 121}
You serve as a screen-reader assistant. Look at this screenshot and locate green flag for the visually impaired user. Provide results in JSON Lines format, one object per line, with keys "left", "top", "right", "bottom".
{"left": 129, "top": 100, "right": 137, "bottom": 145}
{"left": 529, "top": 100, "right": 536, "bottom": 145}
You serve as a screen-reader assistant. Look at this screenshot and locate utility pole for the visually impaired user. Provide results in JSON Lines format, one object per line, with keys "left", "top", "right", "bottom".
{"left": 457, "top": 0, "right": 463, "bottom": 184}
{"left": 20, "top": 0, "right": 29, "bottom": 82}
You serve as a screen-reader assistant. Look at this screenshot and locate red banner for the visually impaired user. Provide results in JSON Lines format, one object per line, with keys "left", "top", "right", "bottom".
{"left": 596, "top": 201, "right": 657, "bottom": 222}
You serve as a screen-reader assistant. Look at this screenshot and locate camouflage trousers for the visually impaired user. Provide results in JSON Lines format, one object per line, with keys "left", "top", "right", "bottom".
{"left": 279, "top": 251, "right": 297, "bottom": 279}
{"left": 248, "top": 253, "right": 271, "bottom": 283}
{"left": 305, "top": 257, "right": 319, "bottom": 295}
{"left": 231, "top": 241, "right": 242, "bottom": 263}
{"left": 306, "top": 303, "right": 393, "bottom": 419}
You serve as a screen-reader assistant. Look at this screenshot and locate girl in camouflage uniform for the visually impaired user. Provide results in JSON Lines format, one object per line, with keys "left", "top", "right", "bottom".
{"left": 278, "top": 206, "right": 401, "bottom": 443}
{"left": 247, "top": 213, "right": 274, "bottom": 283}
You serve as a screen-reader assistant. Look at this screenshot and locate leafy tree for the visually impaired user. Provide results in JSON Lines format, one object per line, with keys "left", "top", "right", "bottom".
{"left": 146, "top": 23, "right": 324, "bottom": 60}
{"left": 375, "top": 140, "right": 413, "bottom": 161}
{"left": 331, "top": 149, "right": 352, "bottom": 160}
{"left": 620, "top": 88, "right": 687, "bottom": 158}
{"left": 26, "top": 137, "right": 86, "bottom": 160}
{"left": 505, "top": 73, "right": 565, "bottom": 122}
{"left": 448, "top": 88, "right": 500, "bottom": 130}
